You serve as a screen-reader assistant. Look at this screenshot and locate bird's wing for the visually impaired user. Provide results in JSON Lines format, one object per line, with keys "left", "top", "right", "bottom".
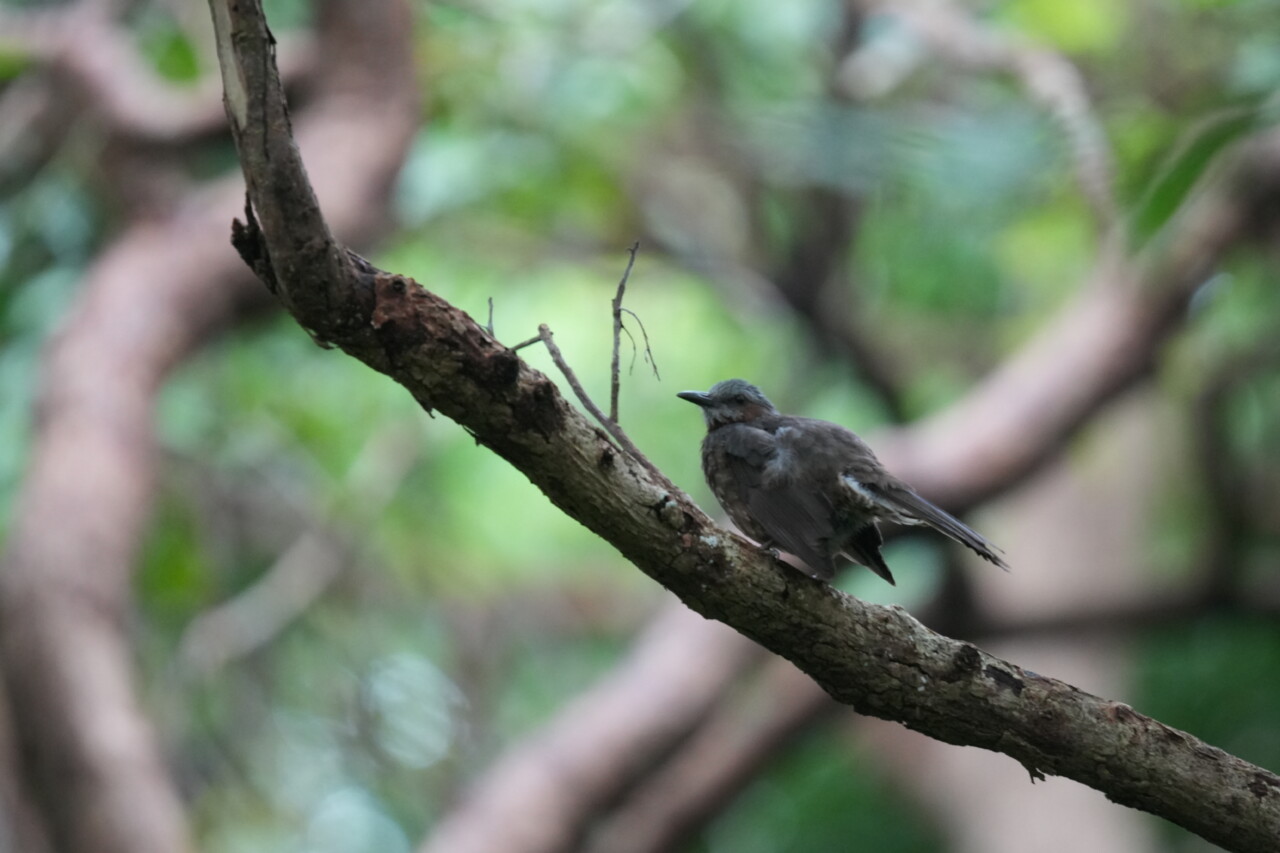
{"left": 847, "top": 479, "right": 1009, "bottom": 570}
{"left": 783, "top": 417, "right": 1009, "bottom": 570}
{"left": 836, "top": 523, "right": 896, "bottom": 585}
{"left": 716, "top": 424, "right": 839, "bottom": 578}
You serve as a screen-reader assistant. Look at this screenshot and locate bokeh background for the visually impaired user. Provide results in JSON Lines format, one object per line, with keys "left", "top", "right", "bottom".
{"left": 2, "top": 0, "right": 1279, "bottom": 851}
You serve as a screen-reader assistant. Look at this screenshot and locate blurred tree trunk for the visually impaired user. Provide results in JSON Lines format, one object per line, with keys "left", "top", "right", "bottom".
{"left": 0, "top": 1, "right": 418, "bottom": 850}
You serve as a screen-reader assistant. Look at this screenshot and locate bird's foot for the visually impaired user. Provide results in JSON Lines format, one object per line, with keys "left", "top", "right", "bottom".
{"left": 756, "top": 539, "right": 782, "bottom": 560}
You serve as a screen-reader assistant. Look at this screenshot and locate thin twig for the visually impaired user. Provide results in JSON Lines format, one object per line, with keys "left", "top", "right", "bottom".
{"left": 539, "top": 324, "right": 624, "bottom": 451}
{"left": 510, "top": 334, "right": 542, "bottom": 351}
{"left": 610, "top": 242, "right": 641, "bottom": 424}
{"left": 620, "top": 323, "right": 638, "bottom": 372}
{"left": 621, "top": 307, "right": 660, "bottom": 379}
{"left": 486, "top": 297, "right": 495, "bottom": 336}
{"left": 537, "top": 324, "right": 675, "bottom": 489}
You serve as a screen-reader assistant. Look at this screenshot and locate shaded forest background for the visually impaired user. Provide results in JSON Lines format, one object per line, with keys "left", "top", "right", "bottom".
{"left": 2, "top": 0, "right": 1280, "bottom": 852}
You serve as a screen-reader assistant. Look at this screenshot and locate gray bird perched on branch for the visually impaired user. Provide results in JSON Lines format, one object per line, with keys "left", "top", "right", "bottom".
{"left": 678, "top": 379, "right": 1008, "bottom": 585}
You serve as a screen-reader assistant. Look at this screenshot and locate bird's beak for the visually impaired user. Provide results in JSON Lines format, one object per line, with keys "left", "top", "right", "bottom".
{"left": 677, "top": 390, "right": 712, "bottom": 407}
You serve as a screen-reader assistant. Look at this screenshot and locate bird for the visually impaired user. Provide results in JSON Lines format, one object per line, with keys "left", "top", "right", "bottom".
{"left": 677, "top": 378, "right": 1008, "bottom": 585}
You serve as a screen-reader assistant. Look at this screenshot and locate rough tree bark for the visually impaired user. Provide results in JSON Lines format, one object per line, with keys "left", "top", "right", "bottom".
{"left": 209, "top": 1, "right": 1280, "bottom": 851}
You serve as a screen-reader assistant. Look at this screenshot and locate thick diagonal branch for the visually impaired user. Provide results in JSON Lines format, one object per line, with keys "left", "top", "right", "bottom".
{"left": 213, "top": 2, "right": 1280, "bottom": 850}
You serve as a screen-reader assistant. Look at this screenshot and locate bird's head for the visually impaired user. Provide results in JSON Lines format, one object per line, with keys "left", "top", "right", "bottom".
{"left": 677, "top": 379, "right": 778, "bottom": 428}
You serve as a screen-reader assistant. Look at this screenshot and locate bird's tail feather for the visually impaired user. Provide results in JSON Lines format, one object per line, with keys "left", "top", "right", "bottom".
{"left": 879, "top": 488, "right": 1009, "bottom": 570}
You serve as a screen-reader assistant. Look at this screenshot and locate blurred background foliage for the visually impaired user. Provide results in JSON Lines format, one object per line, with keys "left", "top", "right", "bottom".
{"left": 2, "top": 0, "right": 1280, "bottom": 851}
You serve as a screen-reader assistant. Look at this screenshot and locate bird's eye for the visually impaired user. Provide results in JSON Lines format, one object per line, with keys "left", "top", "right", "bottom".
{"left": 734, "top": 394, "right": 748, "bottom": 404}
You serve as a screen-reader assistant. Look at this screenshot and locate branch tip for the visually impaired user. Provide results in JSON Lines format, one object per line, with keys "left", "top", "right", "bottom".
{"left": 610, "top": 243, "right": 642, "bottom": 423}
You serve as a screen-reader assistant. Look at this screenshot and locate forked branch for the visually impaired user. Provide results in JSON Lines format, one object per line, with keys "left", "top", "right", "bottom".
{"left": 210, "top": 1, "right": 1280, "bottom": 850}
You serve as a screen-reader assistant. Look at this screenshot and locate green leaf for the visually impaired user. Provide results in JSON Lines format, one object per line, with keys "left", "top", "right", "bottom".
{"left": 1130, "top": 107, "right": 1260, "bottom": 241}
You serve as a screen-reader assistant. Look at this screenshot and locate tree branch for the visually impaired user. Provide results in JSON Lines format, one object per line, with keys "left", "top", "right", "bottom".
{"left": 584, "top": 576, "right": 1280, "bottom": 853}
{"left": 0, "top": 3, "right": 313, "bottom": 146}
{"left": 212, "top": 2, "right": 1280, "bottom": 850}
{"left": 609, "top": 243, "right": 641, "bottom": 423}
{"left": 421, "top": 603, "right": 761, "bottom": 853}
{"left": 878, "top": 160, "right": 1257, "bottom": 509}
{"left": 583, "top": 658, "right": 833, "bottom": 853}
{"left": 514, "top": 324, "right": 673, "bottom": 489}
